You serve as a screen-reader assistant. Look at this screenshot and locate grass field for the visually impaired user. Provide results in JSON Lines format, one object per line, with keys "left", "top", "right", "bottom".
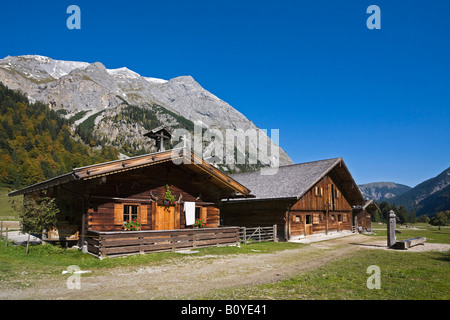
{"left": 0, "top": 187, "right": 20, "bottom": 220}
{"left": 200, "top": 249, "right": 450, "bottom": 300}
{"left": 1, "top": 205, "right": 449, "bottom": 299}
{"left": 198, "top": 225, "right": 450, "bottom": 300}
{"left": 369, "top": 222, "right": 450, "bottom": 244}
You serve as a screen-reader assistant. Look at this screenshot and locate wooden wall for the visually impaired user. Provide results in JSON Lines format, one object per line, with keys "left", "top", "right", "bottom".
{"left": 355, "top": 209, "right": 372, "bottom": 231}
{"left": 222, "top": 173, "right": 355, "bottom": 240}
{"left": 87, "top": 184, "right": 220, "bottom": 232}
{"left": 288, "top": 175, "right": 353, "bottom": 238}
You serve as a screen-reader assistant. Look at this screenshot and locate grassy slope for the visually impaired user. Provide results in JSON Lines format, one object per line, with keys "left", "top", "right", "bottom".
{"left": 0, "top": 187, "right": 20, "bottom": 220}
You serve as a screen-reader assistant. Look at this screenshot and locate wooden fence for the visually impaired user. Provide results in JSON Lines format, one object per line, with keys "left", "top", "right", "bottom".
{"left": 87, "top": 226, "right": 239, "bottom": 258}
{"left": 239, "top": 225, "right": 277, "bottom": 244}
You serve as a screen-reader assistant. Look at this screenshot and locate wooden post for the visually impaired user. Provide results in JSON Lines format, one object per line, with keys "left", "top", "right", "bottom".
{"left": 273, "top": 224, "right": 278, "bottom": 242}
{"left": 99, "top": 236, "right": 105, "bottom": 257}
{"left": 26, "top": 233, "right": 31, "bottom": 255}
{"left": 242, "top": 227, "right": 247, "bottom": 244}
{"left": 285, "top": 210, "right": 290, "bottom": 241}
{"left": 81, "top": 213, "right": 86, "bottom": 253}
{"left": 139, "top": 235, "right": 144, "bottom": 254}
{"left": 5, "top": 228, "right": 8, "bottom": 247}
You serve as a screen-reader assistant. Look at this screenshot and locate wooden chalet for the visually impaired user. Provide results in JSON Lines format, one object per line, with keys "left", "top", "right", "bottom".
{"left": 221, "top": 157, "right": 372, "bottom": 241}
{"left": 9, "top": 147, "right": 250, "bottom": 257}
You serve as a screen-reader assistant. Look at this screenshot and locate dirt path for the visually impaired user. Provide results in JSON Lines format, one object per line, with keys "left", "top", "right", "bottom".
{"left": 3, "top": 234, "right": 388, "bottom": 300}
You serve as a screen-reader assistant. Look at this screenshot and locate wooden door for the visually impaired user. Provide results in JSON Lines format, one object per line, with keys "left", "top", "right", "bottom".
{"left": 155, "top": 205, "right": 175, "bottom": 230}
{"left": 305, "top": 214, "right": 312, "bottom": 235}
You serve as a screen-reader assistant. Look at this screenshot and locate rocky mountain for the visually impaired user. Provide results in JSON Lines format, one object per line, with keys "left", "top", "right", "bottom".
{"left": 390, "top": 167, "right": 450, "bottom": 216}
{"left": 358, "top": 182, "right": 411, "bottom": 202}
{"left": 0, "top": 55, "right": 292, "bottom": 172}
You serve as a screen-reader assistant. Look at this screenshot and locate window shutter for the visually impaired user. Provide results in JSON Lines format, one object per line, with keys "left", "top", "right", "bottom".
{"left": 313, "top": 213, "right": 320, "bottom": 224}
{"left": 114, "top": 203, "right": 124, "bottom": 225}
{"left": 140, "top": 205, "right": 148, "bottom": 225}
{"left": 200, "top": 207, "right": 207, "bottom": 222}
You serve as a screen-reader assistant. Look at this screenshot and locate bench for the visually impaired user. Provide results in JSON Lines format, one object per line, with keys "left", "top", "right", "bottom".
{"left": 391, "top": 237, "right": 426, "bottom": 250}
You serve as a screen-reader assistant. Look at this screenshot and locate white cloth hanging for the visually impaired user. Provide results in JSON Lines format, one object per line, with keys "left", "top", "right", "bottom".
{"left": 184, "top": 202, "right": 196, "bottom": 226}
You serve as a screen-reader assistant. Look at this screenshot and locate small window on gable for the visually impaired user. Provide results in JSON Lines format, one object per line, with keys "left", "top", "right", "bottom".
{"left": 335, "top": 189, "right": 340, "bottom": 198}
{"left": 314, "top": 186, "right": 323, "bottom": 197}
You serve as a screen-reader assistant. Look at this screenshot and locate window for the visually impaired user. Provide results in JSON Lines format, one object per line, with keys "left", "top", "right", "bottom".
{"left": 331, "top": 185, "right": 336, "bottom": 210}
{"left": 338, "top": 214, "right": 343, "bottom": 222}
{"left": 314, "top": 186, "right": 323, "bottom": 197}
{"left": 195, "top": 207, "right": 201, "bottom": 221}
{"left": 123, "top": 204, "right": 139, "bottom": 222}
{"left": 335, "top": 189, "right": 340, "bottom": 198}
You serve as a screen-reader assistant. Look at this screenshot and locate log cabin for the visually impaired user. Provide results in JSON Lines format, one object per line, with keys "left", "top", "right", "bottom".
{"left": 9, "top": 147, "right": 251, "bottom": 257}
{"left": 221, "top": 157, "right": 375, "bottom": 241}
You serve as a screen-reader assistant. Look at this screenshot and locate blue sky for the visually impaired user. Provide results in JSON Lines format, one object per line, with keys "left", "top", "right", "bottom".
{"left": 0, "top": 0, "right": 449, "bottom": 187}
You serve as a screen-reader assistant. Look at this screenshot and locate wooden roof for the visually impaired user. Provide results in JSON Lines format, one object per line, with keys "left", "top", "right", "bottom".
{"left": 143, "top": 125, "right": 171, "bottom": 139}
{"left": 225, "top": 157, "right": 365, "bottom": 207}
{"left": 356, "top": 199, "right": 380, "bottom": 213}
{"left": 8, "top": 148, "right": 251, "bottom": 199}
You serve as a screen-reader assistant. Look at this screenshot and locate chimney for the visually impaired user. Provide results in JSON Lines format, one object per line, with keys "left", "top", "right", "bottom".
{"left": 144, "top": 126, "right": 172, "bottom": 152}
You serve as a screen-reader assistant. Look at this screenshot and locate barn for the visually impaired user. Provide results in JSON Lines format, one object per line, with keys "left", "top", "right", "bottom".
{"left": 221, "top": 157, "right": 373, "bottom": 241}
{"left": 9, "top": 147, "right": 251, "bottom": 257}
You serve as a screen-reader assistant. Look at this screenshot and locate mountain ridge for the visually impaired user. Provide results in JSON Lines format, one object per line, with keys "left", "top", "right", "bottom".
{"left": 390, "top": 166, "right": 450, "bottom": 216}
{"left": 358, "top": 182, "right": 411, "bottom": 201}
{"left": 359, "top": 167, "right": 450, "bottom": 217}
{"left": 0, "top": 55, "right": 292, "bottom": 171}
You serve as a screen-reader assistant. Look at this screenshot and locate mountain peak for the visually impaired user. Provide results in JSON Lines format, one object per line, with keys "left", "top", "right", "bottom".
{"left": 0, "top": 54, "right": 293, "bottom": 170}
{"left": 358, "top": 182, "right": 411, "bottom": 201}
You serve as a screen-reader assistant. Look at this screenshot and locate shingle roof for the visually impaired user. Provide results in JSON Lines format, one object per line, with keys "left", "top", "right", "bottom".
{"left": 226, "top": 157, "right": 362, "bottom": 203}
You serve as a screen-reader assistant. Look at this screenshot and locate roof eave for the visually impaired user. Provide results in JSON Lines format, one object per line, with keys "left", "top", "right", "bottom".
{"left": 8, "top": 172, "right": 77, "bottom": 197}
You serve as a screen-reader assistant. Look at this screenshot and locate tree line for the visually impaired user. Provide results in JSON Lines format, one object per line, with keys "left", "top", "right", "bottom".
{"left": 0, "top": 82, "right": 118, "bottom": 189}
{"left": 372, "top": 201, "right": 418, "bottom": 225}
{"left": 372, "top": 201, "right": 449, "bottom": 227}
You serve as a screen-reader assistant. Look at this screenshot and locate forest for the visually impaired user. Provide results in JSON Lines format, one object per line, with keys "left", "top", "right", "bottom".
{"left": 0, "top": 82, "right": 118, "bottom": 189}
